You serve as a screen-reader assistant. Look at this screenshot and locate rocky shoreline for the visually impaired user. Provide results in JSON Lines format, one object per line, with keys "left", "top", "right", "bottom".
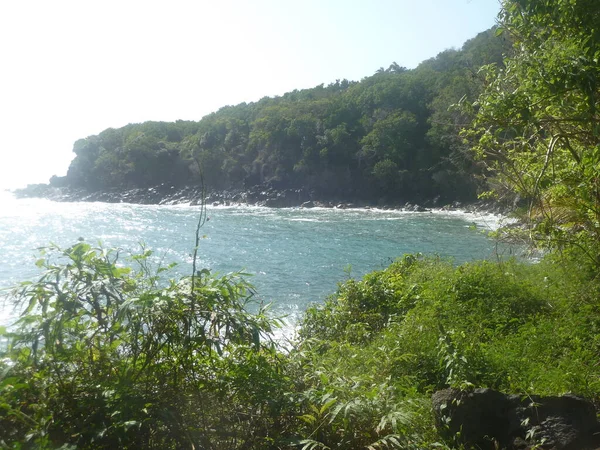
{"left": 11, "top": 182, "right": 511, "bottom": 215}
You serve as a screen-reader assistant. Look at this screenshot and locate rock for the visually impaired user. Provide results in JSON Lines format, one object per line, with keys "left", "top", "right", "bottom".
{"left": 432, "top": 388, "right": 518, "bottom": 450}
{"left": 13, "top": 181, "right": 507, "bottom": 214}
{"left": 432, "top": 388, "right": 600, "bottom": 450}
{"left": 261, "top": 189, "right": 308, "bottom": 208}
{"left": 517, "top": 394, "right": 598, "bottom": 450}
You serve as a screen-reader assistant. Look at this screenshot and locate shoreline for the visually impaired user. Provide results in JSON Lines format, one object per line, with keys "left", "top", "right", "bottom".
{"left": 11, "top": 182, "right": 513, "bottom": 217}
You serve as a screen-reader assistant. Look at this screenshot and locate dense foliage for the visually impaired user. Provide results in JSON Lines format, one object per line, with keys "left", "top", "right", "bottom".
{"left": 59, "top": 29, "right": 510, "bottom": 204}
{"left": 292, "top": 253, "right": 600, "bottom": 449}
{"left": 4, "top": 1, "right": 600, "bottom": 448}
{"left": 464, "top": 0, "right": 600, "bottom": 265}
{"left": 4, "top": 246, "right": 600, "bottom": 449}
{"left": 0, "top": 243, "right": 290, "bottom": 449}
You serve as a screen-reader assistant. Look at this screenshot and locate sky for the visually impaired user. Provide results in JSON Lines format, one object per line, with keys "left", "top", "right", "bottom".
{"left": 0, "top": 0, "right": 501, "bottom": 190}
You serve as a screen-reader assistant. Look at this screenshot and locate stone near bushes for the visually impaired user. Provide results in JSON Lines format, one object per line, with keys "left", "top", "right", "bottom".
{"left": 432, "top": 388, "right": 600, "bottom": 450}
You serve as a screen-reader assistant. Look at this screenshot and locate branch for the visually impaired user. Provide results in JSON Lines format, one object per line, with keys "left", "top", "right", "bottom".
{"left": 191, "top": 157, "right": 207, "bottom": 295}
{"left": 529, "top": 134, "right": 559, "bottom": 220}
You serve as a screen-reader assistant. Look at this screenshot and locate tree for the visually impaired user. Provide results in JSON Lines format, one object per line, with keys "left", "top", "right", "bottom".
{"left": 372, "top": 158, "right": 400, "bottom": 193}
{"left": 464, "top": 0, "right": 600, "bottom": 266}
{"left": 59, "top": 29, "right": 508, "bottom": 204}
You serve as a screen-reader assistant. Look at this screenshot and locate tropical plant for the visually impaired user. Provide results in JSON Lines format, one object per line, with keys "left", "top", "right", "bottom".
{"left": 463, "top": 0, "right": 600, "bottom": 266}
{"left": 0, "top": 242, "right": 289, "bottom": 449}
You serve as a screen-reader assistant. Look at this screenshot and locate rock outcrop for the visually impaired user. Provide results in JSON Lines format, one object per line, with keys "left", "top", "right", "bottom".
{"left": 432, "top": 388, "right": 600, "bottom": 450}
{"left": 12, "top": 183, "right": 513, "bottom": 215}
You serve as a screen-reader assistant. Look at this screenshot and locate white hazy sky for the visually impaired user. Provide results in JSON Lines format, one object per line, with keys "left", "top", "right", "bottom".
{"left": 0, "top": 0, "right": 500, "bottom": 190}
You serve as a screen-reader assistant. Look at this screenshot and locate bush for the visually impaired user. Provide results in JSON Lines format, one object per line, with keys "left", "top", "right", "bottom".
{"left": 3, "top": 244, "right": 600, "bottom": 449}
{"left": 291, "top": 254, "right": 600, "bottom": 448}
{"left": 0, "top": 243, "right": 290, "bottom": 449}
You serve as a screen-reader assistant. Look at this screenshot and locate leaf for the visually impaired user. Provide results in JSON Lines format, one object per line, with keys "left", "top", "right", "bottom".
{"left": 123, "top": 420, "right": 139, "bottom": 430}
{"left": 329, "top": 402, "right": 345, "bottom": 424}
{"left": 319, "top": 372, "right": 329, "bottom": 384}
{"left": 319, "top": 397, "right": 337, "bottom": 416}
{"left": 298, "top": 439, "right": 330, "bottom": 450}
{"left": 298, "top": 414, "right": 317, "bottom": 425}
{"left": 252, "top": 325, "right": 260, "bottom": 349}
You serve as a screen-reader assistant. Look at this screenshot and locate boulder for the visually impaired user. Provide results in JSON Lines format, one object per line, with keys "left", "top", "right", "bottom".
{"left": 432, "top": 388, "right": 600, "bottom": 450}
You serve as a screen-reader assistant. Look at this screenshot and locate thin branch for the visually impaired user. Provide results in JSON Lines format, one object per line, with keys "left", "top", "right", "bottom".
{"left": 529, "top": 134, "right": 559, "bottom": 220}
{"left": 191, "top": 157, "right": 207, "bottom": 295}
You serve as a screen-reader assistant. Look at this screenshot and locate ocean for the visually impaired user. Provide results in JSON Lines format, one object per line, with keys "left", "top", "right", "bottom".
{"left": 0, "top": 191, "right": 514, "bottom": 329}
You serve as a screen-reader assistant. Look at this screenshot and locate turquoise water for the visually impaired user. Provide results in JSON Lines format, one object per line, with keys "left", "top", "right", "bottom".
{"left": 0, "top": 191, "right": 513, "bottom": 327}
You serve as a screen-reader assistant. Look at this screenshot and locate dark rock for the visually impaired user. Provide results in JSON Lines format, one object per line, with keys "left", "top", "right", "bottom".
{"left": 517, "top": 394, "right": 598, "bottom": 449}
{"left": 260, "top": 188, "right": 308, "bottom": 208}
{"left": 432, "top": 388, "right": 600, "bottom": 450}
{"left": 432, "top": 388, "right": 518, "bottom": 449}
{"left": 12, "top": 181, "right": 511, "bottom": 215}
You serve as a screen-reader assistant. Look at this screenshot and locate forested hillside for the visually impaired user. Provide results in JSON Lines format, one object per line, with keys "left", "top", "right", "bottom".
{"left": 59, "top": 28, "right": 510, "bottom": 204}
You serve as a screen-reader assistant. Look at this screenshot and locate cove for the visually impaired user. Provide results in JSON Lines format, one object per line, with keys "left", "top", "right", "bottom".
{"left": 0, "top": 193, "right": 514, "bottom": 326}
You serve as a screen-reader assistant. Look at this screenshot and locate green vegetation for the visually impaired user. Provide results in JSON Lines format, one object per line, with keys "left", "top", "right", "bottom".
{"left": 292, "top": 254, "right": 600, "bottom": 448}
{"left": 3, "top": 0, "right": 600, "bottom": 448}
{"left": 463, "top": 0, "right": 600, "bottom": 266}
{"left": 59, "top": 28, "right": 510, "bottom": 204}
{"left": 0, "top": 243, "right": 288, "bottom": 448}
{"left": 4, "top": 247, "right": 600, "bottom": 449}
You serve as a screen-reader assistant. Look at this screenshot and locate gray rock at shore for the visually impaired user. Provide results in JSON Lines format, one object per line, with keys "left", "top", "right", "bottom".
{"left": 13, "top": 183, "right": 510, "bottom": 215}
{"left": 432, "top": 387, "right": 600, "bottom": 449}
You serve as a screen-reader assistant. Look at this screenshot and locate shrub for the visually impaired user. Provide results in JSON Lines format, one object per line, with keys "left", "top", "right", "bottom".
{"left": 291, "top": 254, "right": 600, "bottom": 448}
{"left": 0, "top": 243, "right": 290, "bottom": 449}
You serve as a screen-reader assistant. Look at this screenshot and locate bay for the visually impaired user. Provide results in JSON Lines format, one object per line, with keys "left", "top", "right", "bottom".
{"left": 0, "top": 191, "right": 513, "bottom": 328}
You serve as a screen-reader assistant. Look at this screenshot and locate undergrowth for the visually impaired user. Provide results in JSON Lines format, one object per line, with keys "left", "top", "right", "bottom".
{"left": 1, "top": 245, "right": 600, "bottom": 449}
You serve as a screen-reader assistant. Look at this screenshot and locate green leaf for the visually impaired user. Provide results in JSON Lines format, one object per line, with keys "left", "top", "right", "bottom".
{"left": 319, "top": 398, "right": 337, "bottom": 416}
{"left": 298, "top": 414, "right": 317, "bottom": 425}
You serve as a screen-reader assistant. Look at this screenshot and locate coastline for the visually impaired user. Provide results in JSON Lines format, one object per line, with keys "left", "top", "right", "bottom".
{"left": 11, "top": 182, "right": 512, "bottom": 217}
